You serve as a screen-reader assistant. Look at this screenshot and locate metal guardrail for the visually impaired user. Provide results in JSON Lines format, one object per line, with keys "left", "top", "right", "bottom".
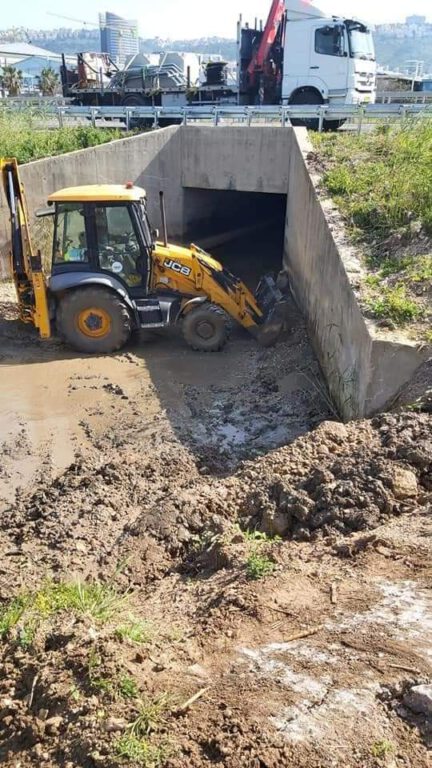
{"left": 376, "top": 91, "right": 432, "bottom": 104}
{"left": 51, "top": 103, "right": 432, "bottom": 132}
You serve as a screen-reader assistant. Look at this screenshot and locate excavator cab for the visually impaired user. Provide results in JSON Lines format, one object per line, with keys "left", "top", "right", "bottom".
{"left": 50, "top": 187, "right": 153, "bottom": 296}
{"left": 2, "top": 158, "right": 290, "bottom": 354}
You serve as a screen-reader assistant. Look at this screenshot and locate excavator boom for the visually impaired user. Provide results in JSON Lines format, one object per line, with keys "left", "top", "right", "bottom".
{"left": 1, "top": 158, "right": 51, "bottom": 338}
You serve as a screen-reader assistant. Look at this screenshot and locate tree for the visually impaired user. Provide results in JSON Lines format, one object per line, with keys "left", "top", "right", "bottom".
{"left": 1, "top": 65, "right": 23, "bottom": 96}
{"left": 37, "top": 66, "right": 60, "bottom": 96}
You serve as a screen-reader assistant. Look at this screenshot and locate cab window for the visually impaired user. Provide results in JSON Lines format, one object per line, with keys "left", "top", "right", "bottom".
{"left": 315, "top": 26, "right": 346, "bottom": 57}
{"left": 53, "top": 203, "right": 89, "bottom": 264}
{"left": 95, "top": 205, "right": 142, "bottom": 287}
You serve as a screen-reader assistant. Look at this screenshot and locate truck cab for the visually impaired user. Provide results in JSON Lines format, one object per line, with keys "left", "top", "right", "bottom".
{"left": 239, "top": 0, "right": 376, "bottom": 115}
{"left": 282, "top": 14, "right": 376, "bottom": 107}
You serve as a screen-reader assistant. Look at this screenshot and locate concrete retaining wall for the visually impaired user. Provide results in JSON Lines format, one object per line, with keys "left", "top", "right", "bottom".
{"left": 285, "top": 129, "right": 426, "bottom": 419}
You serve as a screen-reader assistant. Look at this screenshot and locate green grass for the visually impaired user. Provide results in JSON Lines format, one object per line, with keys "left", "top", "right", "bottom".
{"left": 114, "top": 734, "right": 168, "bottom": 767}
{"left": 115, "top": 618, "right": 154, "bottom": 644}
{"left": 246, "top": 552, "right": 275, "bottom": 581}
{"left": 118, "top": 675, "right": 139, "bottom": 700}
{"left": 0, "top": 595, "right": 30, "bottom": 639}
{"left": 367, "top": 284, "right": 424, "bottom": 324}
{"left": 0, "top": 580, "right": 129, "bottom": 644}
{"left": 239, "top": 526, "right": 281, "bottom": 544}
{"left": 114, "top": 696, "right": 171, "bottom": 766}
{"left": 0, "top": 107, "right": 125, "bottom": 164}
{"left": 311, "top": 120, "right": 432, "bottom": 244}
{"left": 130, "top": 696, "right": 171, "bottom": 737}
{"left": 371, "top": 739, "right": 394, "bottom": 758}
{"left": 31, "top": 581, "right": 129, "bottom": 622}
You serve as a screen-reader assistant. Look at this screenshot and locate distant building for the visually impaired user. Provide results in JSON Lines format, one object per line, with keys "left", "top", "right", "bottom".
{"left": 0, "top": 42, "right": 75, "bottom": 92}
{"left": 406, "top": 15, "right": 426, "bottom": 26}
{"left": 99, "top": 12, "right": 139, "bottom": 65}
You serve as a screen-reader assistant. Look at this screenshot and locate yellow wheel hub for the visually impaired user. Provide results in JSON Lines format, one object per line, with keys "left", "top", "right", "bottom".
{"left": 77, "top": 307, "right": 111, "bottom": 338}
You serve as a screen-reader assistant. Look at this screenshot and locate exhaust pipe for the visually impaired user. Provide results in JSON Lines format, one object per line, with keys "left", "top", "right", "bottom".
{"left": 159, "top": 190, "right": 168, "bottom": 247}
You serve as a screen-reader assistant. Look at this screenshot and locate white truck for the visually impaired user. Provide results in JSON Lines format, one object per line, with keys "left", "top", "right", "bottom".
{"left": 239, "top": 0, "right": 377, "bottom": 114}
{"left": 61, "top": 0, "right": 377, "bottom": 128}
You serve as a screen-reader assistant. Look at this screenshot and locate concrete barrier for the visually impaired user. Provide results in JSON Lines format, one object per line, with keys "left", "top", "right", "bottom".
{"left": 0, "top": 124, "right": 426, "bottom": 418}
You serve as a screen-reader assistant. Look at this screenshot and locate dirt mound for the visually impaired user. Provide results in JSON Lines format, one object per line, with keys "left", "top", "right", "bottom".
{"left": 2, "top": 412, "right": 430, "bottom": 598}
{"left": 235, "top": 412, "right": 431, "bottom": 541}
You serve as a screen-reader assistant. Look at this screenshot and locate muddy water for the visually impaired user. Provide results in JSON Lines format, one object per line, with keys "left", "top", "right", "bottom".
{"left": 0, "top": 351, "right": 151, "bottom": 505}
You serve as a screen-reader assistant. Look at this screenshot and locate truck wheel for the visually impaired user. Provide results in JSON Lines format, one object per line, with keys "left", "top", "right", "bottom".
{"left": 182, "top": 303, "right": 232, "bottom": 352}
{"left": 289, "top": 89, "right": 323, "bottom": 130}
{"left": 56, "top": 287, "right": 132, "bottom": 354}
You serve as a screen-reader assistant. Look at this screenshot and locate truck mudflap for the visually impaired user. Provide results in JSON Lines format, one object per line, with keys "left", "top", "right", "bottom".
{"left": 254, "top": 274, "right": 291, "bottom": 347}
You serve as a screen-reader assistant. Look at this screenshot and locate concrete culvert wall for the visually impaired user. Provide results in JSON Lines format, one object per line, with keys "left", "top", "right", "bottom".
{"left": 0, "top": 124, "right": 426, "bottom": 419}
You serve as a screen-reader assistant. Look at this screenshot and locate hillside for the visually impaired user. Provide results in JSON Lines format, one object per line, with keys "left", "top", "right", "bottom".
{"left": 1, "top": 25, "right": 432, "bottom": 72}
{"left": 29, "top": 30, "right": 432, "bottom": 72}
{"left": 375, "top": 32, "right": 432, "bottom": 73}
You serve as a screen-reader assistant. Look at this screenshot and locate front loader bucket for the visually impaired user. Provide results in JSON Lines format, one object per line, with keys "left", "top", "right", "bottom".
{"left": 254, "top": 275, "right": 291, "bottom": 347}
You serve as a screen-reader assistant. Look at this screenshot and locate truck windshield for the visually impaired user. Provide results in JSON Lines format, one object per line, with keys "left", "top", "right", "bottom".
{"left": 346, "top": 22, "right": 375, "bottom": 61}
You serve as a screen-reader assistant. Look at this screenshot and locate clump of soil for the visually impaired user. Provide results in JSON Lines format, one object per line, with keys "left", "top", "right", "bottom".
{"left": 236, "top": 412, "right": 430, "bottom": 541}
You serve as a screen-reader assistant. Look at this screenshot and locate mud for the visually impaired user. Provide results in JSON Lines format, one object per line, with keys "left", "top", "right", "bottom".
{"left": 1, "top": 281, "right": 432, "bottom": 768}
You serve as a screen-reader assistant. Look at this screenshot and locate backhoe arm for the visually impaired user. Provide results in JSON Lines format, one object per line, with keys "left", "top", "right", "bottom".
{"left": 1, "top": 158, "right": 51, "bottom": 338}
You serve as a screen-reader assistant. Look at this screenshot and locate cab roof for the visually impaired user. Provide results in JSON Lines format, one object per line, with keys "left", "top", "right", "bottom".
{"left": 48, "top": 184, "right": 146, "bottom": 203}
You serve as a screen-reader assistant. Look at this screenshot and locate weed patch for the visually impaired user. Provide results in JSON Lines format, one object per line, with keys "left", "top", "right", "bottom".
{"left": 115, "top": 617, "right": 154, "bottom": 644}
{"left": 246, "top": 552, "right": 275, "bottom": 581}
{"left": 114, "top": 734, "right": 168, "bottom": 766}
{"left": 367, "top": 285, "right": 423, "bottom": 324}
{"left": 0, "top": 106, "right": 126, "bottom": 164}
{"left": 0, "top": 580, "right": 129, "bottom": 644}
{"left": 312, "top": 121, "right": 432, "bottom": 244}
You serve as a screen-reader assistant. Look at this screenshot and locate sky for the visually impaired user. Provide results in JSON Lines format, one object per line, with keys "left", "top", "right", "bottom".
{"left": 2, "top": 0, "right": 431, "bottom": 38}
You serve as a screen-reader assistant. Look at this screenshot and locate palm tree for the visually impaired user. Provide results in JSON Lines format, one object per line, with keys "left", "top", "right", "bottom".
{"left": 1, "top": 65, "right": 23, "bottom": 96}
{"left": 37, "top": 67, "right": 60, "bottom": 96}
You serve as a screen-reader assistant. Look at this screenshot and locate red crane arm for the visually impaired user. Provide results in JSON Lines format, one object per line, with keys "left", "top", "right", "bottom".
{"left": 247, "top": 0, "right": 285, "bottom": 77}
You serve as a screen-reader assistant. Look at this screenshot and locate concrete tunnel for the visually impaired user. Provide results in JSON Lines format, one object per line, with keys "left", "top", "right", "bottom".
{"left": 182, "top": 189, "right": 287, "bottom": 290}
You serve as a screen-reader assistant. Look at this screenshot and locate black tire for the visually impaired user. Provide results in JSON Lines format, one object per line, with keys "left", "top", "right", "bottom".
{"left": 56, "top": 287, "right": 132, "bottom": 354}
{"left": 182, "top": 303, "right": 232, "bottom": 352}
{"left": 289, "top": 89, "right": 323, "bottom": 130}
{"left": 323, "top": 119, "right": 346, "bottom": 132}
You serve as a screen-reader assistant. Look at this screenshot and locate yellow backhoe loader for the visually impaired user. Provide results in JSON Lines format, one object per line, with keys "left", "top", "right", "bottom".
{"left": 1, "top": 157, "right": 289, "bottom": 354}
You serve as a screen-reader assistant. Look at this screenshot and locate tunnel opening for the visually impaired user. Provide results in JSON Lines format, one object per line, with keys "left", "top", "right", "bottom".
{"left": 182, "top": 189, "right": 287, "bottom": 290}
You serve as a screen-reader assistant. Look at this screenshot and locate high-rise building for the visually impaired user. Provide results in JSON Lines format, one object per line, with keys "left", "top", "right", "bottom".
{"left": 99, "top": 12, "right": 139, "bottom": 65}
{"left": 406, "top": 15, "right": 426, "bottom": 26}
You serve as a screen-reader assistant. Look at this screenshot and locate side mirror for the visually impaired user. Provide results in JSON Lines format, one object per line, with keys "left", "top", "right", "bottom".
{"left": 152, "top": 228, "right": 159, "bottom": 240}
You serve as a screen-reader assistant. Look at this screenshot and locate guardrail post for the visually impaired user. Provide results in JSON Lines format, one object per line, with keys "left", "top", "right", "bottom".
{"left": 125, "top": 108, "right": 131, "bottom": 132}
{"left": 357, "top": 106, "right": 365, "bottom": 135}
{"left": 318, "top": 106, "right": 325, "bottom": 132}
{"left": 57, "top": 108, "right": 63, "bottom": 128}
{"left": 90, "top": 107, "right": 97, "bottom": 128}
